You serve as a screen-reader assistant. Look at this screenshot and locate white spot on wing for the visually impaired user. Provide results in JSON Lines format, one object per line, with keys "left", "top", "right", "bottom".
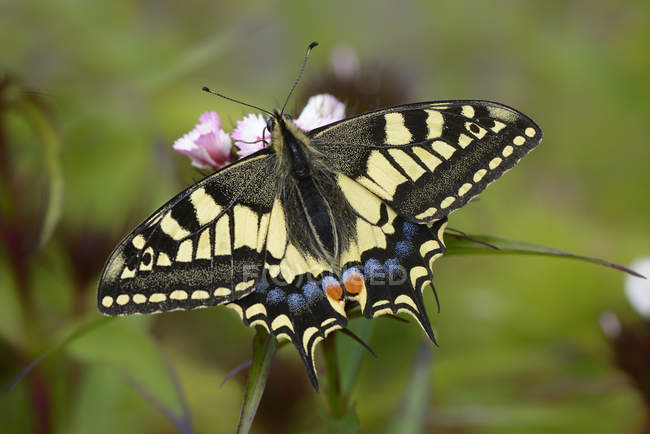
{"left": 101, "top": 296, "right": 114, "bottom": 307}
{"left": 489, "top": 157, "right": 502, "bottom": 169}
{"left": 473, "top": 169, "right": 487, "bottom": 183}
{"left": 132, "top": 235, "right": 145, "bottom": 250}
{"left": 170, "top": 290, "right": 188, "bottom": 300}
{"left": 440, "top": 196, "right": 455, "bottom": 209}
{"left": 458, "top": 183, "right": 472, "bottom": 196}
{"left": 192, "top": 290, "right": 210, "bottom": 300}
{"left": 149, "top": 293, "right": 166, "bottom": 303}
{"left": 116, "top": 294, "right": 130, "bottom": 305}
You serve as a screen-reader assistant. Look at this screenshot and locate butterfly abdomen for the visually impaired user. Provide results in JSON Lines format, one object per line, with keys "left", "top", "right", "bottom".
{"left": 296, "top": 177, "right": 337, "bottom": 256}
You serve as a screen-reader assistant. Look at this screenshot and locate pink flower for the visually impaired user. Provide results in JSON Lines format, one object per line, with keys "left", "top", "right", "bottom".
{"left": 175, "top": 94, "right": 346, "bottom": 164}
{"left": 231, "top": 114, "right": 269, "bottom": 159}
{"left": 295, "top": 94, "right": 346, "bottom": 131}
{"left": 232, "top": 94, "right": 346, "bottom": 159}
{"left": 173, "top": 111, "right": 232, "bottom": 169}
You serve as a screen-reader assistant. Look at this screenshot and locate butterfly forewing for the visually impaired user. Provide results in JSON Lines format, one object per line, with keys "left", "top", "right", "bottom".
{"left": 97, "top": 151, "right": 276, "bottom": 315}
{"left": 311, "top": 100, "right": 542, "bottom": 223}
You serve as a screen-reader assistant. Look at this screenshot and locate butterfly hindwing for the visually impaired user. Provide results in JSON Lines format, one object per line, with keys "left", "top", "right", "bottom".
{"left": 97, "top": 151, "right": 276, "bottom": 315}
{"left": 336, "top": 173, "right": 447, "bottom": 339}
{"left": 226, "top": 269, "right": 347, "bottom": 389}
{"left": 311, "top": 100, "right": 542, "bottom": 223}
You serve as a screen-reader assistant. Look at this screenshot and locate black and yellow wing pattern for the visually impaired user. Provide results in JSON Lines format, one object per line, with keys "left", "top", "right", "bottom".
{"left": 312, "top": 100, "right": 542, "bottom": 223}
{"left": 98, "top": 150, "right": 276, "bottom": 315}
{"left": 98, "top": 99, "right": 541, "bottom": 389}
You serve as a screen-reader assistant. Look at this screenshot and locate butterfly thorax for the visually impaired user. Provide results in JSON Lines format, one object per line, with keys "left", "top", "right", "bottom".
{"left": 270, "top": 113, "right": 356, "bottom": 271}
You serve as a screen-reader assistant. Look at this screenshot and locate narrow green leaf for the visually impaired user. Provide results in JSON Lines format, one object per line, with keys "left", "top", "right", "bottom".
{"left": 67, "top": 317, "right": 184, "bottom": 419}
{"left": 338, "top": 319, "right": 375, "bottom": 394}
{"left": 383, "top": 342, "right": 433, "bottom": 434}
{"left": 125, "top": 351, "right": 195, "bottom": 434}
{"left": 236, "top": 326, "right": 276, "bottom": 434}
{"left": 444, "top": 231, "right": 645, "bottom": 278}
{"left": 324, "top": 333, "right": 345, "bottom": 419}
{"left": 24, "top": 101, "right": 63, "bottom": 249}
{"left": 2, "top": 80, "right": 64, "bottom": 250}
{"left": 320, "top": 406, "right": 360, "bottom": 434}
{"left": 322, "top": 331, "right": 361, "bottom": 434}
{"left": 8, "top": 316, "right": 112, "bottom": 391}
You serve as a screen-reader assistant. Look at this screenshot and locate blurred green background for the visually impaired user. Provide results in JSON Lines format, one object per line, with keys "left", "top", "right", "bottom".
{"left": 2, "top": 1, "right": 650, "bottom": 433}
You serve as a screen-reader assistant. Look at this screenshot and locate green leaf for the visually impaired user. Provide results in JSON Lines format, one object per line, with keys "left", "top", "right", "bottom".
{"left": 322, "top": 330, "right": 362, "bottom": 434}
{"left": 236, "top": 327, "right": 277, "bottom": 434}
{"left": 7, "top": 87, "right": 65, "bottom": 250}
{"left": 319, "top": 406, "right": 361, "bottom": 434}
{"left": 8, "top": 316, "right": 112, "bottom": 391}
{"left": 66, "top": 365, "right": 122, "bottom": 434}
{"left": 66, "top": 317, "right": 184, "bottom": 420}
{"left": 23, "top": 100, "right": 64, "bottom": 249}
{"left": 383, "top": 342, "right": 433, "bottom": 434}
{"left": 338, "top": 319, "right": 375, "bottom": 394}
{"left": 444, "top": 230, "right": 645, "bottom": 278}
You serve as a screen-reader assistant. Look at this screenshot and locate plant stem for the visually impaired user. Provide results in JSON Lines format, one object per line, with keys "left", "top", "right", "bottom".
{"left": 324, "top": 332, "right": 346, "bottom": 419}
{"left": 236, "top": 327, "right": 276, "bottom": 434}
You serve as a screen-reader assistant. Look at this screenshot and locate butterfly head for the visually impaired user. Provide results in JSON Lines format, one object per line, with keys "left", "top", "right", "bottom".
{"left": 268, "top": 110, "right": 314, "bottom": 179}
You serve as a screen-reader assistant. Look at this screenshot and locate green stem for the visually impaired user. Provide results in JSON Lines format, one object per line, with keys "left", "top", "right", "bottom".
{"left": 236, "top": 327, "right": 276, "bottom": 434}
{"left": 324, "top": 332, "right": 346, "bottom": 419}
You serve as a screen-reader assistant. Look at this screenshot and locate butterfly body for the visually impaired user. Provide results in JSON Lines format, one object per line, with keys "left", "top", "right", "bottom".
{"left": 98, "top": 100, "right": 542, "bottom": 388}
{"left": 271, "top": 113, "right": 354, "bottom": 266}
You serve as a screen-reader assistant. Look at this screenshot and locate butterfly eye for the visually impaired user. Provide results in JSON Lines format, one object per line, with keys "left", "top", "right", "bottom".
{"left": 266, "top": 117, "right": 275, "bottom": 131}
{"left": 283, "top": 113, "right": 293, "bottom": 120}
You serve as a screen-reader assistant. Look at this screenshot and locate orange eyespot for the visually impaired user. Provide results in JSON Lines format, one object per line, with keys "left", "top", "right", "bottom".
{"left": 344, "top": 272, "right": 364, "bottom": 295}
{"left": 324, "top": 281, "right": 343, "bottom": 301}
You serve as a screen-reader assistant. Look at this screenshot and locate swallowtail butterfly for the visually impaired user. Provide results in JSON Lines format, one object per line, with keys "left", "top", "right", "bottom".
{"left": 98, "top": 46, "right": 542, "bottom": 389}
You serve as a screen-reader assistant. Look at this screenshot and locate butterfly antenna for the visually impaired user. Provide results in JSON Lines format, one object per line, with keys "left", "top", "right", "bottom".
{"left": 202, "top": 87, "right": 273, "bottom": 117}
{"left": 280, "top": 41, "right": 318, "bottom": 115}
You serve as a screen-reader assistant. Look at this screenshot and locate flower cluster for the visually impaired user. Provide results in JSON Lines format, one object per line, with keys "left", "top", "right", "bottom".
{"left": 173, "top": 94, "right": 345, "bottom": 170}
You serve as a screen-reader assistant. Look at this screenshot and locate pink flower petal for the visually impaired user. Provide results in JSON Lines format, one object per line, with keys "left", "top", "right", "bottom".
{"left": 173, "top": 111, "right": 232, "bottom": 170}
{"left": 232, "top": 113, "right": 270, "bottom": 158}
{"left": 199, "top": 111, "right": 222, "bottom": 130}
{"left": 295, "top": 94, "right": 345, "bottom": 131}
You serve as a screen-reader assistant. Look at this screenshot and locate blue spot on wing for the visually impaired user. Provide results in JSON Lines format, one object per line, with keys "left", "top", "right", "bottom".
{"left": 287, "top": 293, "right": 308, "bottom": 313}
{"left": 364, "top": 258, "right": 383, "bottom": 276}
{"left": 402, "top": 221, "right": 419, "bottom": 240}
{"left": 395, "top": 241, "right": 411, "bottom": 257}
{"left": 302, "top": 281, "right": 322, "bottom": 303}
{"left": 255, "top": 279, "right": 269, "bottom": 294}
{"left": 384, "top": 258, "right": 400, "bottom": 275}
{"left": 267, "top": 288, "right": 285, "bottom": 305}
